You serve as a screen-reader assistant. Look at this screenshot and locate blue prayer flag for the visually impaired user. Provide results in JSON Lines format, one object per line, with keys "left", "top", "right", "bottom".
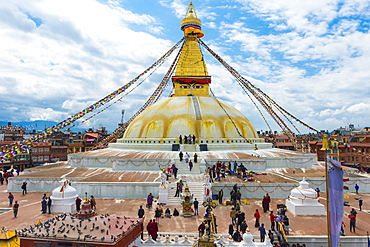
{"left": 328, "top": 158, "right": 344, "bottom": 247}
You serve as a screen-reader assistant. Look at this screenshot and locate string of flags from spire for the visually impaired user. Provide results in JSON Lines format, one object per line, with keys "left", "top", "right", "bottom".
{"left": 0, "top": 37, "right": 185, "bottom": 162}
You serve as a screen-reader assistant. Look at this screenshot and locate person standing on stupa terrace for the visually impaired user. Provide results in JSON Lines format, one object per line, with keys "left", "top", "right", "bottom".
{"left": 179, "top": 135, "right": 182, "bottom": 144}
{"left": 230, "top": 207, "right": 236, "bottom": 225}
{"left": 269, "top": 211, "right": 278, "bottom": 231}
{"left": 185, "top": 152, "right": 190, "bottom": 163}
{"left": 138, "top": 205, "right": 145, "bottom": 218}
{"left": 189, "top": 160, "right": 193, "bottom": 171}
{"left": 192, "top": 134, "right": 196, "bottom": 144}
{"left": 262, "top": 194, "right": 270, "bottom": 213}
{"left": 218, "top": 189, "right": 223, "bottom": 204}
{"left": 21, "top": 181, "right": 27, "bottom": 195}
{"left": 13, "top": 201, "right": 19, "bottom": 217}
{"left": 8, "top": 192, "right": 14, "bottom": 206}
{"left": 193, "top": 153, "right": 198, "bottom": 163}
{"left": 254, "top": 209, "right": 261, "bottom": 227}
{"left": 355, "top": 183, "right": 359, "bottom": 194}
{"left": 194, "top": 198, "right": 199, "bottom": 216}
{"left": 179, "top": 151, "right": 183, "bottom": 162}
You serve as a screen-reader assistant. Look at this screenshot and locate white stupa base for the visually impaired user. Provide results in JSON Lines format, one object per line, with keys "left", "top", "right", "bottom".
{"left": 286, "top": 199, "right": 325, "bottom": 215}
{"left": 51, "top": 203, "right": 76, "bottom": 213}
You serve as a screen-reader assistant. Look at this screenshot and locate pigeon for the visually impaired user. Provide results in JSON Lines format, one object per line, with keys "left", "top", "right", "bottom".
{"left": 101, "top": 237, "right": 105, "bottom": 241}
{"left": 106, "top": 230, "right": 109, "bottom": 235}
{"left": 63, "top": 235, "right": 67, "bottom": 238}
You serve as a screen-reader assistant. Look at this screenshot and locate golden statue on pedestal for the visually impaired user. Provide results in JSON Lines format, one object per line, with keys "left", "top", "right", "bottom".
{"left": 180, "top": 184, "right": 194, "bottom": 217}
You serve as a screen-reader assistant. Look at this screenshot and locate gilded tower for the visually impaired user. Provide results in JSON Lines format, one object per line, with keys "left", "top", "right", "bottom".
{"left": 172, "top": 2, "right": 211, "bottom": 97}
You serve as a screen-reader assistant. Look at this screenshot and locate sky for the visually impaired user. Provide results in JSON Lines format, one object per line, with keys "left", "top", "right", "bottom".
{"left": 1, "top": 0, "right": 370, "bottom": 134}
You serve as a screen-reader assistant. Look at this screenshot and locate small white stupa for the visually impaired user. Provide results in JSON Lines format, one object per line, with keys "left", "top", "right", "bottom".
{"left": 286, "top": 177, "right": 325, "bottom": 215}
{"left": 50, "top": 177, "right": 78, "bottom": 213}
{"left": 158, "top": 170, "right": 169, "bottom": 204}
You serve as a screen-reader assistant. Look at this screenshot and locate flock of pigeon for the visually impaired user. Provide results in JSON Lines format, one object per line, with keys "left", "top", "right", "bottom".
{"left": 17, "top": 212, "right": 142, "bottom": 243}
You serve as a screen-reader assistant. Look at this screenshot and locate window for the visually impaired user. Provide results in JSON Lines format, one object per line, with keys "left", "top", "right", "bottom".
{"left": 35, "top": 243, "right": 51, "bottom": 247}
{"left": 44, "top": 147, "right": 49, "bottom": 152}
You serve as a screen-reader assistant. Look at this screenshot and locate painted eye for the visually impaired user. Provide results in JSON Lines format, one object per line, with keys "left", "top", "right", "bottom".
{"left": 194, "top": 85, "right": 203, "bottom": 89}
{"left": 180, "top": 85, "right": 189, "bottom": 89}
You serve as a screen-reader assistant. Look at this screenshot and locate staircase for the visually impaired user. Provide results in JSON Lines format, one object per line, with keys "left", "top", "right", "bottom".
{"left": 165, "top": 158, "right": 204, "bottom": 206}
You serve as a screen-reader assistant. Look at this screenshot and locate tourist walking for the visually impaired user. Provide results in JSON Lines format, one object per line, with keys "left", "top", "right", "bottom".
{"left": 198, "top": 221, "right": 205, "bottom": 236}
{"left": 262, "top": 193, "right": 271, "bottom": 213}
{"left": 90, "top": 195, "right": 96, "bottom": 210}
{"left": 138, "top": 205, "right": 145, "bottom": 218}
{"left": 349, "top": 213, "right": 356, "bottom": 233}
{"left": 194, "top": 153, "right": 198, "bottom": 163}
{"left": 230, "top": 207, "right": 236, "bottom": 225}
{"left": 174, "top": 182, "right": 181, "bottom": 197}
{"left": 254, "top": 209, "right": 261, "bottom": 227}
{"left": 8, "top": 192, "right": 14, "bottom": 206}
{"left": 268, "top": 230, "right": 275, "bottom": 244}
{"left": 13, "top": 201, "right": 19, "bottom": 217}
{"left": 357, "top": 196, "right": 363, "bottom": 211}
{"left": 172, "top": 165, "right": 178, "bottom": 179}
{"left": 155, "top": 207, "right": 162, "bottom": 223}
{"left": 189, "top": 160, "right": 193, "bottom": 171}
{"left": 269, "top": 211, "right": 277, "bottom": 231}
{"left": 259, "top": 223, "right": 266, "bottom": 242}
{"left": 47, "top": 197, "right": 52, "bottom": 214}
{"left": 240, "top": 220, "right": 248, "bottom": 234}
{"left": 218, "top": 189, "right": 223, "bottom": 204}
{"left": 76, "top": 197, "right": 82, "bottom": 211}
{"left": 355, "top": 184, "right": 359, "bottom": 194}
{"left": 41, "top": 197, "right": 47, "bottom": 214}
{"left": 152, "top": 219, "right": 158, "bottom": 240}
{"left": 21, "top": 181, "right": 27, "bottom": 195}
{"left": 194, "top": 198, "right": 199, "bottom": 215}
{"left": 185, "top": 152, "right": 190, "bottom": 163}
{"left": 147, "top": 193, "right": 154, "bottom": 208}
{"left": 228, "top": 223, "right": 234, "bottom": 237}
{"left": 179, "top": 151, "right": 183, "bottom": 162}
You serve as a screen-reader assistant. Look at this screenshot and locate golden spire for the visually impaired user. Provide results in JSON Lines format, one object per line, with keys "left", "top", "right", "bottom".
{"left": 172, "top": 2, "right": 211, "bottom": 97}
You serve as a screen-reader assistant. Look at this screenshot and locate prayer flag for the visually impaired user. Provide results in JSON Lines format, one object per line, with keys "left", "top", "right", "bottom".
{"left": 343, "top": 186, "right": 349, "bottom": 190}
{"left": 328, "top": 157, "right": 344, "bottom": 247}
{"left": 343, "top": 178, "right": 349, "bottom": 182}
{"left": 344, "top": 195, "right": 349, "bottom": 199}
{"left": 344, "top": 203, "right": 350, "bottom": 207}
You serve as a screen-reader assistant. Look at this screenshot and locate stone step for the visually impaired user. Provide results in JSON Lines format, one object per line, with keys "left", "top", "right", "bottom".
{"left": 166, "top": 182, "right": 204, "bottom": 206}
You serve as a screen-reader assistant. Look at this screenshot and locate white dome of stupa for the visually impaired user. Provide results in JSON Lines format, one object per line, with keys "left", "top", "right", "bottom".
{"left": 289, "top": 177, "right": 318, "bottom": 204}
{"left": 51, "top": 178, "right": 78, "bottom": 205}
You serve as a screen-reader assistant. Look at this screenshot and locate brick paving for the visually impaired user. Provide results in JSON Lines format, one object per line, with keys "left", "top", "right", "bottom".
{"left": 1, "top": 183, "right": 369, "bottom": 238}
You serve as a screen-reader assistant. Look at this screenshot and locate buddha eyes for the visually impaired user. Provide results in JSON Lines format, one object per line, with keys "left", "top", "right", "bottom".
{"left": 180, "top": 85, "right": 203, "bottom": 89}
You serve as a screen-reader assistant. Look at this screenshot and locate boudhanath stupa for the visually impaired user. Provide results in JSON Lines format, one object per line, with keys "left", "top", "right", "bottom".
{"left": 9, "top": 2, "right": 320, "bottom": 202}
{"left": 7, "top": 3, "right": 370, "bottom": 247}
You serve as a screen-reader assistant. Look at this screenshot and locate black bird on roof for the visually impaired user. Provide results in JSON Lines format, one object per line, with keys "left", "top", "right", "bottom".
{"left": 101, "top": 237, "right": 105, "bottom": 241}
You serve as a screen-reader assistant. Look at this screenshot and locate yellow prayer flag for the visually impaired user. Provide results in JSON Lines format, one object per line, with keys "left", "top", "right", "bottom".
{"left": 343, "top": 195, "right": 349, "bottom": 199}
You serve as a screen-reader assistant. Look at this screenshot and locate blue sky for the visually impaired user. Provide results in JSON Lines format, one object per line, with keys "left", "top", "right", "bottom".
{"left": 1, "top": 0, "right": 370, "bottom": 133}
